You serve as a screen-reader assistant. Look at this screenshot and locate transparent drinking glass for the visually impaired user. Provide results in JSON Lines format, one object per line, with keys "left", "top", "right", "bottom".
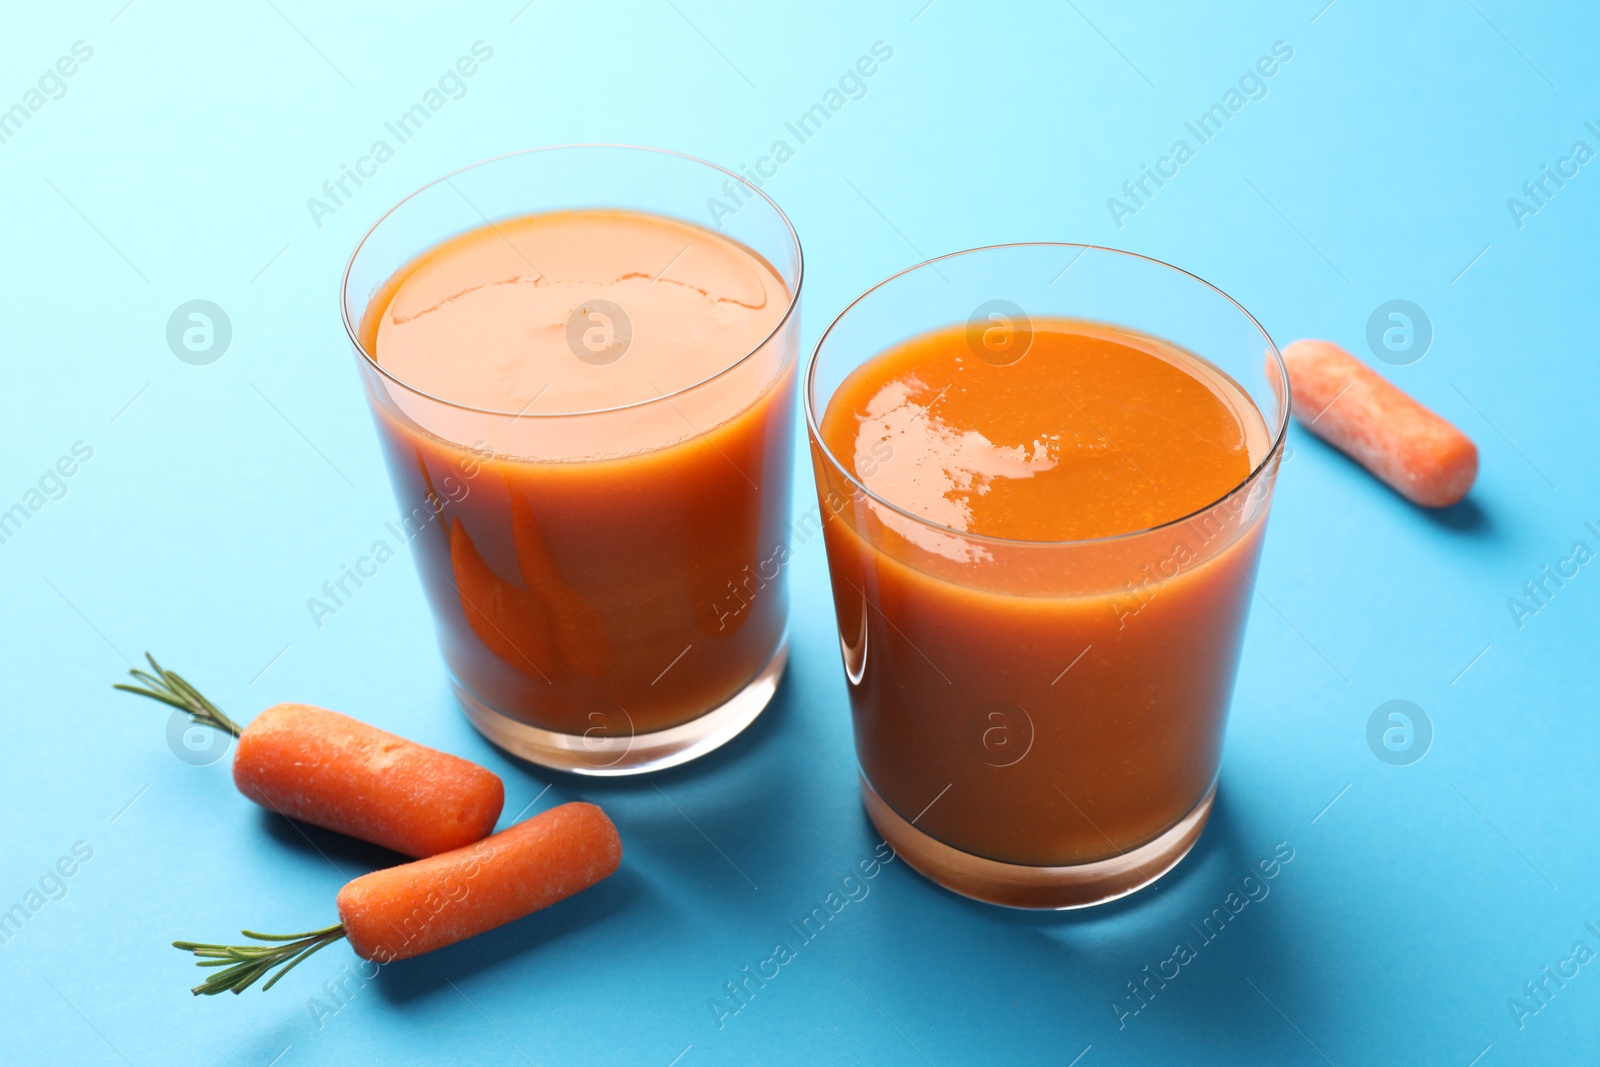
{"left": 805, "top": 244, "right": 1287, "bottom": 907}
{"left": 342, "top": 146, "right": 802, "bottom": 775}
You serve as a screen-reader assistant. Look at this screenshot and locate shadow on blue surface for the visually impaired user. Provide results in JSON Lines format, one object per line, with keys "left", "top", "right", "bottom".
{"left": 235, "top": 662, "right": 1332, "bottom": 1052}
{"left": 1420, "top": 494, "right": 1493, "bottom": 535}
{"left": 370, "top": 864, "right": 649, "bottom": 1004}
{"left": 854, "top": 786, "right": 1328, "bottom": 1053}
{"left": 259, "top": 808, "right": 411, "bottom": 876}
{"left": 244, "top": 671, "right": 804, "bottom": 1003}
{"left": 1294, "top": 427, "right": 1498, "bottom": 538}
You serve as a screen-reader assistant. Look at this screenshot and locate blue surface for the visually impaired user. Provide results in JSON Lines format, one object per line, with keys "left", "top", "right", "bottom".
{"left": 2, "top": 1, "right": 1597, "bottom": 1063}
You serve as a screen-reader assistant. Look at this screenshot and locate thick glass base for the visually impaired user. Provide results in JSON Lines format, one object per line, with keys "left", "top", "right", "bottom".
{"left": 861, "top": 774, "right": 1215, "bottom": 910}
{"left": 454, "top": 638, "right": 788, "bottom": 776}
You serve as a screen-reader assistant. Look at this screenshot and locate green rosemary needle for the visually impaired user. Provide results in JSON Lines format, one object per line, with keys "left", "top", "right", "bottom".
{"left": 174, "top": 924, "right": 348, "bottom": 995}
{"left": 114, "top": 653, "right": 245, "bottom": 737}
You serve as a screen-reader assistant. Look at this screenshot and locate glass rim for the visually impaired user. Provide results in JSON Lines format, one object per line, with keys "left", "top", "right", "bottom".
{"left": 339, "top": 143, "right": 805, "bottom": 420}
{"left": 803, "top": 241, "right": 1291, "bottom": 551}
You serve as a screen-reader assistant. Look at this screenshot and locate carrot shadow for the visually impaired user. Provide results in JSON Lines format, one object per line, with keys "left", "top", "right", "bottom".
{"left": 254, "top": 788, "right": 652, "bottom": 1006}
{"left": 257, "top": 809, "right": 410, "bottom": 877}
{"left": 1416, "top": 495, "right": 1491, "bottom": 535}
{"left": 232, "top": 1018, "right": 307, "bottom": 1066}
{"left": 368, "top": 863, "right": 650, "bottom": 1003}
{"left": 1292, "top": 429, "right": 1496, "bottom": 539}
{"left": 479, "top": 668, "right": 804, "bottom": 909}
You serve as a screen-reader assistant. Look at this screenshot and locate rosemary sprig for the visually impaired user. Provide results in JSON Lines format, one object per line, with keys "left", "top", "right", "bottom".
{"left": 174, "top": 924, "right": 347, "bottom": 995}
{"left": 114, "top": 653, "right": 245, "bottom": 737}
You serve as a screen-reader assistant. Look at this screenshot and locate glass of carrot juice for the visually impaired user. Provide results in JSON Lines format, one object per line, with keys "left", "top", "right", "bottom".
{"left": 806, "top": 244, "right": 1288, "bottom": 908}
{"left": 341, "top": 146, "right": 802, "bottom": 775}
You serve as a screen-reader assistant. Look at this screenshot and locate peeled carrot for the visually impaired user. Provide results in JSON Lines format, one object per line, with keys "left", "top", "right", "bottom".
{"left": 174, "top": 802, "right": 622, "bottom": 993}
{"left": 233, "top": 703, "right": 504, "bottom": 859}
{"left": 116, "top": 656, "right": 504, "bottom": 859}
{"left": 339, "top": 801, "right": 622, "bottom": 962}
{"left": 1282, "top": 339, "right": 1478, "bottom": 508}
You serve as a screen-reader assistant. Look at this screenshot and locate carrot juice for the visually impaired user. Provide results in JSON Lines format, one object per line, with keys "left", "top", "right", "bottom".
{"left": 807, "top": 246, "right": 1286, "bottom": 907}
{"left": 342, "top": 149, "right": 802, "bottom": 774}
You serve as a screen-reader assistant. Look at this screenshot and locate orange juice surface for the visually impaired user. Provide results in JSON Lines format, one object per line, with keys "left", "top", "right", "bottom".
{"left": 361, "top": 209, "right": 795, "bottom": 737}
{"left": 816, "top": 320, "right": 1273, "bottom": 866}
{"left": 825, "top": 321, "right": 1258, "bottom": 541}
{"left": 373, "top": 211, "right": 787, "bottom": 414}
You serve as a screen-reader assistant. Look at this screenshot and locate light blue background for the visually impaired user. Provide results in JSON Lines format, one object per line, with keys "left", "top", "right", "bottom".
{"left": 2, "top": 1, "right": 1597, "bottom": 1063}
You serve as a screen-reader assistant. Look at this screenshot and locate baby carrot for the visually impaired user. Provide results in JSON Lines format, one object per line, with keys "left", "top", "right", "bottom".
{"left": 116, "top": 655, "right": 504, "bottom": 859}
{"left": 339, "top": 800, "right": 621, "bottom": 962}
{"left": 174, "top": 802, "right": 622, "bottom": 993}
{"left": 1282, "top": 339, "right": 1478, "bottom": 508}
